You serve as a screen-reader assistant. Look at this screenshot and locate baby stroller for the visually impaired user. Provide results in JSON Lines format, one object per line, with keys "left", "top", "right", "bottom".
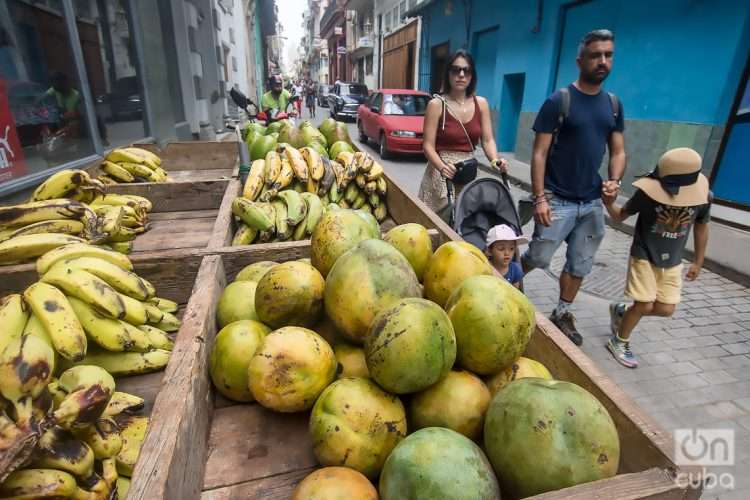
{"left": 450, "top": 174, "right": 525, "bottom": 288}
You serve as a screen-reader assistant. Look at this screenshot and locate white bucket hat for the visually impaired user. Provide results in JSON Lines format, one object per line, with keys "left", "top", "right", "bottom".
{"left": 486, "top": 224, "right": 528, "bottom": 248}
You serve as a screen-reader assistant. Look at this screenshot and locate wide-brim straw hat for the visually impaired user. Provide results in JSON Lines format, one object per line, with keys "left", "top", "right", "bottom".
{"left": 632, "top": 147, "right": 710, "bottom": 207}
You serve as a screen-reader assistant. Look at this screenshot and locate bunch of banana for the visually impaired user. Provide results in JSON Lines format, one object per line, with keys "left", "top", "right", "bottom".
{"left": 98, "top": 147, "right": 169, "bottom": 184}
{"left": 88, "top": 194, "right": 153, "bottom": 252}
{"left": 30, "top": 170, "right": 106, "bottom": 204}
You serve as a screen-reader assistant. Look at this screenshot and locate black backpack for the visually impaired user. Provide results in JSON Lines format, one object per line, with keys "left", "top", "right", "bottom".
{"left": 552, "top": 87, "right": 621, "bottom": 144}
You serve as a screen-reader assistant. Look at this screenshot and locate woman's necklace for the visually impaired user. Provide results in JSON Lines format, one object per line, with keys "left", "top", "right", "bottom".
{"left": 448, "top": 95, "right": 468, "bottom": 117}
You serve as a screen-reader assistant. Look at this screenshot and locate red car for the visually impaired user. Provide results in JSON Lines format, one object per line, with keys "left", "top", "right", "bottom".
{"left": 357, "top": 89, "right": 431, "bottom": 159}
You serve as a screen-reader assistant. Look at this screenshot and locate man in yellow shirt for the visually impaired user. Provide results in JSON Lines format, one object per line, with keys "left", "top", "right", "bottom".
{"left": 261, "top": 74, "right": 291, "bottom": 115}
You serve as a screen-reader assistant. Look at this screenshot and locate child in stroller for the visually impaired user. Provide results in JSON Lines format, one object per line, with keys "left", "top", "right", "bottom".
{"left": 486, "top": 224, "right": 527, "bottom": 288}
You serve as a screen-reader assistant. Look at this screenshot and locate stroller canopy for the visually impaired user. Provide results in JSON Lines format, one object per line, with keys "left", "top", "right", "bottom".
{"left": 453, "top": 177, "right": 522, "bottom": 251}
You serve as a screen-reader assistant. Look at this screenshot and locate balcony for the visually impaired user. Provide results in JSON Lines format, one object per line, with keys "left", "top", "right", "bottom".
{"left": 350, "top": 33, "right": 374, "bottom": 59}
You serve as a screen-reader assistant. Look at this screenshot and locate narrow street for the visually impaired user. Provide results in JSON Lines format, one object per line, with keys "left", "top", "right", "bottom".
{"left": 301, "top": 108, "right": 750, "bottom": 500}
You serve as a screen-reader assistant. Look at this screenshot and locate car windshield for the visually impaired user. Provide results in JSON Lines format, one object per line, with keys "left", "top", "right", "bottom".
{"left": 383, "top": 94, "right": 429, "bottom": 116}
{"left": 342, "top": 84, "right": 367, "bottom": 96}
{"left": 319, "top": 85, "right": 331, "bottom": 93}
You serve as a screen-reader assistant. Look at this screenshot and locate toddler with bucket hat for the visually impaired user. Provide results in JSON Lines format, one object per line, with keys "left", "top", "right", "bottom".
{"left": 602, "top": 147, "right": 711, "bottom": 368}
{"left": 485, "top": 224, "right": 528, "bottom": 289}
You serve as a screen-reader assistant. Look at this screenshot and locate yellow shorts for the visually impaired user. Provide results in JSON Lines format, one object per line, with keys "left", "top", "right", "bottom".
{"left": 624, "top": 257, "right": 683, "bottom": 305}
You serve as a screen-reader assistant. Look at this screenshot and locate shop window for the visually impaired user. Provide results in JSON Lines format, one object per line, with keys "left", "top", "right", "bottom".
{"left": 0, "top": 0, "right": 96, "bottom": 189}
{"left": 366, "top": 55, "right": 373, "bottom": 75}
{"left": 385, "top": 12, "right": 391, "bottom": 32}
{"left": 74, "top": 0, "right": 146, "bottom": 148}
{"left": 400, "top": 1, "right": 407, "bottom": 20}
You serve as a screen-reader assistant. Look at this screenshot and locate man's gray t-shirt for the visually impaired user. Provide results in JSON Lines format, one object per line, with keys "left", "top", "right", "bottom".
{"left": 624, "top": 189, "right": 711, "bottom": 268}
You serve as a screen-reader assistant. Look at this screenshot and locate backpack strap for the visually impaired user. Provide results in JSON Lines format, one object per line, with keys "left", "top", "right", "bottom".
{"left": 552, "top": 87, "right": 570, "bottom": 145}
{"left": 608, "top": 92, "right": 620, "bottom": 121}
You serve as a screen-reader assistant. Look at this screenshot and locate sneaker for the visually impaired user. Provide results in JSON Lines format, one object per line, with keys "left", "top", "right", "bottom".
{"left": 606, "top": 335, "right": 638, "bottom": 368}
{"left": 550, "top": 311, "right": 583, "bottom": 346}
{"left": 609, "top": 302, "right": 627, "bottom": 336}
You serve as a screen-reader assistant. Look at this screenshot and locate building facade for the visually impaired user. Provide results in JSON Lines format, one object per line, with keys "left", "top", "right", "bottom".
{"left": 374, "top": 0, "right": 424, "bottom": 89}
{"left": 320, "top": 0, "right": 350, "bottom": 83}
{"left": 346, "top": 0, "right": 375, "bottom": 89}
{"left": 410, "top": 0, "right": 750, "bottom": 226}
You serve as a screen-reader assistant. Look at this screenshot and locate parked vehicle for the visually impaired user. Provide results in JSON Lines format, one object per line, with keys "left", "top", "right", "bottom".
{"left": 357, "top": 89, "right": 430, "bottom": 159}
{"left": 96, "top": 76, "right": 142, "bottom": 122}
{"left": 328, "top": 82, "right": 368, "bottom": 121}
{"left": 317, "top": 84, "right": 332, "bottom": 107}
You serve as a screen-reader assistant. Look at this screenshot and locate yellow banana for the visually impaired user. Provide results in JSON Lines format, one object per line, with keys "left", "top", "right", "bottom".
{"left": 301, "top": 193, "right": 324, "bottom": 236}
{"left": 0, "top": 468, "right": 78, "bottom": 499}
{"left": 62, "top": 257, "right": 152, "bottom": 301}
{"left": 118, "top": 162, "right": 159, "bottom": 182}
{"left": 0, "top": 233, "right": 87, "bottom": 264}
{"left": 366, "top": 160, "right": 385, "bottom": 181}
{"left": 121, "top": 147, "right": 161, "bottom": 166}
{"left": 331, "top": 160, "right": 347, "bottom": 189}
{"left": 22, "top": 313, "right": 58, "bottom": 374}
{"left": 106, "top": 148, "right": 156, "bottom": 169}
{"left": 374, "top": 200, "right": 388, "bottom": 222}
{"left": 231, "top": 198, "right": 276, "bottom": 232}
{"left": 146, "top": 296, "right": 178, "bottom": 313}
{"left": 283, "top": 145, "right": 309, "bottom": 182}
{"left": 319, "top": 157, "right": 336, "bottom": 195}
{"left": 116, "top": 477, "right": 131, "bottom": 498}
{"left": 355, "top": 173, "right": 367, "bottom": 189}
{"left": 0, "top": 335, "right": 55, "bottom": 429}
{"left": 243, "top": 159, "right": 266, "bottom": 200}
{"left": 264, "top": 150, "right": 282, "bottom": 187}
{"left": 91, "top": 194, "right": 149, "bottom": 215}
{"left": 364, "top": 180, "right": 378, "bottom": 195}
{"left": 68, "top": 296, "right": 135, "bottom": 352}
{"left": 271, "top": 200, "right": 291, "bottom": 241}
{"left": 152, "top": 166, "right": 169, "bottom": 182}
{"left": 376, "top": 176, "right": 387, "bottom": 195}
{"left": 271, "top": 157, "right": 295, "bottom": 191}
{"left": 103, "top": 392, "right": 144, "bottom": 418}
{"left": 0, "top": 199, "right": 94, "bottom": 230}
{"left": 0, "top": 219, "right": 85, "bottom": 243}
{"left": 23, "top": 282, "right": 87, "bottom": 362}
{"left": 276, "top": 189, "right": 307, "bottom": 226}
{"left": 98, "top": 175, "right": 118, "bottom": 186}
{"left": 231, "top": 223, "right": 258, "bottom": 246}
{"left": 115, "top": 293, "right": 147, "bottom": 326}
{"left": 143, "top": 303, "right": 165, "bottom": 324}
{"left": 100, "top": 161, "right": 135, "bottom": 183}
{"left": 138, "top": 325, "right": 174, "bottom": 351}
{"left": 119, "top": 194, "right": 153, "bottom": 213}
{"left": 0, "top": 294, "right": 29, "bottom": 354}
{"left": 115, "top": 414, "right": 149, "bottom": 477}
{"left": 352, "top": 191, "right": 367, "bottom": 209}
{"left": 37, "top": 242, "right": 133, "bottom": 275}
{"left": 31, "top": 426, "right": 96, "bottom": 479}
{"left": 353, "top": 151, "right": 371, "bottom": 172}
{"left": 72, "top": 417, "right": 122, "bottom": 459}
{"left": 92, "top": 205, "right": 124, "bottom": 235}
{"left": 70, "top": 349, "right": 171, "bottom": 377}
{"left": 53, "top": 365, "right": 116, "bottom": 430}
{"left": 306, "top": 174, "right": 319, "bottom": 194}
{"left": 300, "top": 146, "right": 325, "bottom": 181}
{"left": 41, "top": 264, "right": 125, "bottom": 320}
{"left": 30, "top": 169, "right": 94, "bottom": 201}
{"left": 151, "top": 311, "right": 180, "bottom": 332}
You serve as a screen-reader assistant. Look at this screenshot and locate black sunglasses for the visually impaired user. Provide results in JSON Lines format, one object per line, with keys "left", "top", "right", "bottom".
{"left": 449, "top": 65, "right": 473, "bottom": 76}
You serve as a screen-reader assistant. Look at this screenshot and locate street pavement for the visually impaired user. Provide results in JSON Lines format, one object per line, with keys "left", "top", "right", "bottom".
{"left": 303, "top": 108, "right": 750, "bottom": 499}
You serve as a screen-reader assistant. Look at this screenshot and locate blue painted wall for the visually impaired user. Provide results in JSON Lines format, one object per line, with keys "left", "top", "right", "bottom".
{"left": 417, "top": 0, "right": 750, "bottom": 126}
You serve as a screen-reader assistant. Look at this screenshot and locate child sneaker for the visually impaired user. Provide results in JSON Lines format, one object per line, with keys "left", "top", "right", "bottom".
{"left": 607, "top": 335, "right": 638, "bottom": 368}
{"left": 609, "top": 302, "right": 627, "bottom": 336}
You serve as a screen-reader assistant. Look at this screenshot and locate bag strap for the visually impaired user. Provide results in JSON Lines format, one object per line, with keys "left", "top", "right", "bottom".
{"left": 608, "top": 92, "right": 620, "bottom": 121}
{"left": 433, "top": 93, "right": 475, "bottom": 153}
{"left": 552, "top": 87, "right": 570, "bottom": 145}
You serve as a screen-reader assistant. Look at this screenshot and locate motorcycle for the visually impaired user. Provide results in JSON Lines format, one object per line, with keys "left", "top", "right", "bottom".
{"left": 257, "top": 94, "right": 301, "bottom": 127}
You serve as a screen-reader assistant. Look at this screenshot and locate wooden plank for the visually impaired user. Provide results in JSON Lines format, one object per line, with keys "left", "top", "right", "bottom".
{"left": 107, "top": 179, "right": 229, "bottom": 212}
{"left": 163, "top": 169, "right": 234, "bottom": 182}
{"left": 201, "top": 468, "right": 314, "bottom": 500}
{"left": 132, "top": 218, "right": 215, "bottom": 253}
{"left": 115, "top": 371, "right": 164, "bottom": 415}
{"left": 157, "top": 142, "right": 239, "bottom": 172}
{"left": 527, "top": 468, "right": 686, "bottom": 500}
{"left": 128, "top": 255, "right": 225, "bottom": 500}
{"left": 149, "top": 209, "right": 219, "bottom": 221}
{"left": 208, "top": 179, "right": 241, "bottom": 250}
{"left": 202, "top": 404, "right": 317, "bottom": 490}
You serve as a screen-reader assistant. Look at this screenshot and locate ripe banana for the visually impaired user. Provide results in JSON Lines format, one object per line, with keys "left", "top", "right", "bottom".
{"left": 120, "top": 194, "right": 153, "bottom": 213}
{"left": 319, "top": 157, "right": 336, "bottom": 196}
{"left": 116, "top": 477, "right": 131, "bottom": 498}
{"left": 232, "top": 198, "right": 275, "bottom": 232}
{"left": 139, "top": 325, "right": 174, "bottom": 351}
{"left": 53, "top": 365, "right": 116, "bottom": 430}
{"left": 103, "top": 392, "right": 145, "bottom": 418}
{"left": 353, "top": 151, "right": 371, "bottom": 172}
{"left": 336, "top": 151, "right": 355, "bottom": 170}
{"left": 271, "top": 200, "right": 291, "bottom": 241}
{"left": 0, "top": 335, "right": 54, "bottom": 428}
{"left": 37, "top": 242, "right": 133, "bottom": 275}
{"left": 70, "top": 349, "right": 171, "bottom": 377}
{"left": 143, "top": 303, "right": 165, "bottom": 324}
{"left": 243, "top": 159, "right": 266, "bottom": 200}
{"left": 101, "top": 161, "right": 135, "bottom": 183}
{"left": 115, "top": 293, "right": 147, "bottom": 326}
{"left": 119, "top": 161, "right": 159, "bottom": 182}
{"left": 63, "top": 256, "right": 153, "bottom": 300}
{"left": 331, "top": 160, "right": 347, "bottom": 189}
{"left": 232, "top": 223, "right": 258, "bottom": 246}
{"left": 151, "top": 311, "right": 180, "bottom": 332}
{"left": 364, "top": 180, "right": 378, "bottom": 195}
{"left": 258, "top": 229, "right": 275, "bottom": 242}
{"left": 22, "top": 313, "right": 58, "bottom": 374}
{"left": 93, "top": 205, "right": 124, "bottom": 235}
{"left": 152, "top": 166, "right": 169, "bottom": 182}
{"left": 24, "top": 282, "right": 87, "bottom": 362}
{"left": 0, "top": 468, "right": 78, "bottom": 499}
{"left": 0, "top": 199, "right": 94, "bottom": 230}
{"left": 68, "top": 297, "right": 135, "bottom": 352}
{"left": 271, "top": 157, "right": 295, "bottom": 193}
{"left": 306, "top": 174, "right": 319, "bottom": 194}
{"left": 276, "top": 189, "right": 307, "bottom": 226}
{"left": 41, "top": 264, "right": 125, "bottom": 320}
{"left": 366, "top": 160, "right": 385, "bottom": 181}
{"left": 0, "top": 294, "right": 29, "bottom": 354}
{"left": 1, "top": 219, "right": 85, "bottom": 243}
{"left": 0, "top": 233, "right": 87, "bottom": 264}
{"left": 301, "top": 193, "right": 324, "bottom": 236}
{"left": 98, "top": 175, "right": 118, "bottom": 186}
{"left": 359, "top": 203, "right": 373, "bottom": 214}
{"left": 106, "top": 148, "right": 157, "bottom": 169}
{"left": 328, "top": 182, "right": 343, "bottom": 203}
{"left": 264, "top": 151, "right": 282, "bottom": 187}
{"left": 91, "top": 194, "right": 150, "bottom": 215}
{"left": 121, "top": 147, "right": 161, "bottom": 167}
{"left": 146, "top": 296, "right": 178, "bottom": 313}
{"left": 115, "top": 414, "right": 149, "bottom": 477}
{"left": 31, "top": 426, "right": 95, "bottom": 479}
{"left": 30, "top": 169, "right": 94, "bottom": 201}
{"left": 72, "top": 417, "right": 123, "bottom": 460}
{"left": 283, "top": 145, "right": 309, "bottom": 182}
{"left": 300, "top": 146, "right": 325, "bottom": 181}
{"left": 108, "top": 241, "right": 134, "bottom": 254}
{"left": 355, "top": 173, "right": 367, "bottom": 189}
{"left": 374, "top": 200, "right": 388, "bottom": 222}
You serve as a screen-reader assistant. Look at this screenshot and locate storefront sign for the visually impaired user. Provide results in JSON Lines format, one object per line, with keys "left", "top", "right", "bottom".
{"left": 0, "top": 80, "right": 28, "bottom": 183}
{"left": 336, "top": 46, "right": 347, "bottom": 55}
{"left": 334, "top": 26, "right": 343, "bottom": 36}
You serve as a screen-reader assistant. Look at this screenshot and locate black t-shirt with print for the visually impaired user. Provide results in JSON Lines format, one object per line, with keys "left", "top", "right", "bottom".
{"left": 623, "top": 189, "right": 711, "bottom": 268}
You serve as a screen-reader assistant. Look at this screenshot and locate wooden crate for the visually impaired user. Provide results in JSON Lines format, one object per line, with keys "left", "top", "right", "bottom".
{"left": 124, "top": 242, "right": 702, "bottom": 500}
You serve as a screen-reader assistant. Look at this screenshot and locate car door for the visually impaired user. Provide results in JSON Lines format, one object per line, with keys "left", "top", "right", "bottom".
{"left": 366, "top": 93, "right": 383, "bottom": 138}
{"left": 358, "top": 93, "right": 372, "bottom": 129}
{"left": 329, "top": 84, "right": 339, "bottom": 110}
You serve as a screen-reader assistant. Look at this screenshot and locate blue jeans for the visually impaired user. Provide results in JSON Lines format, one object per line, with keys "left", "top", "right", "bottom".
{"left": 521, "top": 195, "right": 605, "bottom": 278}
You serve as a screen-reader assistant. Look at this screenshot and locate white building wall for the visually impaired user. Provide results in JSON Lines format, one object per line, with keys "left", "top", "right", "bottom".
{"left": 214, "top": 0, "right": 250, "bottom": 118}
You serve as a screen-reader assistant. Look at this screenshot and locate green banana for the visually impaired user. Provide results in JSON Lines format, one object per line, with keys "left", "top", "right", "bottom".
{"left": 0, "top": 294, "right": 29, "bottom": 355}
{"left": 352, "top": 191, "right": 367, "bottom": 209}
{"left": 328, "top": 181, "right": 343, "bottom": 202}
{"left": 365, "top": 180, "right": 378, "bottom": 195}
{"left": 0, "top": 468, "right": 78, "bottom": 499}
{"left": 116, "top": 477, "right": 131, "bottom": 498}
{"left": 344, "top": 182, "right": 359, "bottom": 204}
{"left": 369, "top": 192, "right": 380, "bottom": 207}
{"left": 0, "top": 335, "right": 54, "bottom": 429}
{"left": 72, "top": 417, "right": 123, "bottom": 459}
{"left": 271, "top": 200, "right": 292, "bottom": 241}
{"left": 139, "top": 325, "right": 174, "bottom": 351}
{"left": 53, "top": 365, "right": 116, "bottom": 430}
{"left": 68, "top": 349, "right": 171, "bottom": 377}
{"left": 231, "top": 223, "right": 258, "bottom": 246}
{"left": 358, "top": 203, "right": 372, "bottom": 214}
{"left": 355, "top": 173, "right": 367, "bottom": 189}
{"left": 376, "top": 176, "right": 388, "bottom": 195}
{"left": 114, "top": 414, "right": 149, "bottom": 477}
{"left": 301, "top": 193, "right": 324, "bottom": 235}
{"left": 108, "top": 226, "right": 137, "bottom": 242}
{"left": 36, "top": 243, "right": 133, "bottom": 275}
{"left": 146, "top": 297, "right": 178, "bottom": 313}
{"left": 62, "top": 256, "right": 153, "bottom": 300}
{"left": 231, "top": 198, "right": 276, "bottom": 231}
{"left": 68, "top": 297, "right": 135, "bottom": 352}
{"left": 258, "top": 229, "right": 275, "bottom": 243}
{"left": 327, "top": 203, "right": 341, "bottom": 211}
{"left": 151, "top": 311, "right": 180, "bottom": 332}
{"left": 276, "top": 189, "right": 307, "bottom": 226}
{"left": 103, "top": 392, "right": 144, "bottom": 417}
{"left": 292, "top": 215, "right": 308, "bottom": 240}
{"left": 23, "top": 282, "right": 87, "bottom": 362}
{"left": 31, "top": 426, "right": 95, "bottom": 478}
{"left": 108, "top": 241, "right": 134, "bottom": 254}
{"left": 374, "top": 200, "right": 388, "bottom": 222}
{"left": 41, "top": 264, "right": 125, "bottom": 320}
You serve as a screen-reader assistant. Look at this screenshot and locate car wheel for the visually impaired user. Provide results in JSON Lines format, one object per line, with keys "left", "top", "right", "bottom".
{"left": 379, "top": 133, "right": 392, "bottom": 160}
{"left": 358, "top": 121, "right": 368, "bottom": 143}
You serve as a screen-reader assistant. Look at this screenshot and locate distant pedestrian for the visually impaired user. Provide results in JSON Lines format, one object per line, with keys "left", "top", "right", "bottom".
{"left": 486, "top": 224, "right": 527, "bottom": 289}
{"left": 418, "top": 49, "right": 508, "bottom": 220}
{"left": 603, "top": 148, "right": 711, "bottom": 368}
{"left": 305, "top": 80, "right": 316, "bottom": 118}
{"left": 521, "top": 29, "right": 626, "bottom": 346}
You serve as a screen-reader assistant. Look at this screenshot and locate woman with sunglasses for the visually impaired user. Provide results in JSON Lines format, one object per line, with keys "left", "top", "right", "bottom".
{"left": 419, "top": 49, "right": 508, "bottom": 216}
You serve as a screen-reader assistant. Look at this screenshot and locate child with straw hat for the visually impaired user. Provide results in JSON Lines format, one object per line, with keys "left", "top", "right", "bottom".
{"left": 602, "top": 147, "right": 711, "bottom": 368}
